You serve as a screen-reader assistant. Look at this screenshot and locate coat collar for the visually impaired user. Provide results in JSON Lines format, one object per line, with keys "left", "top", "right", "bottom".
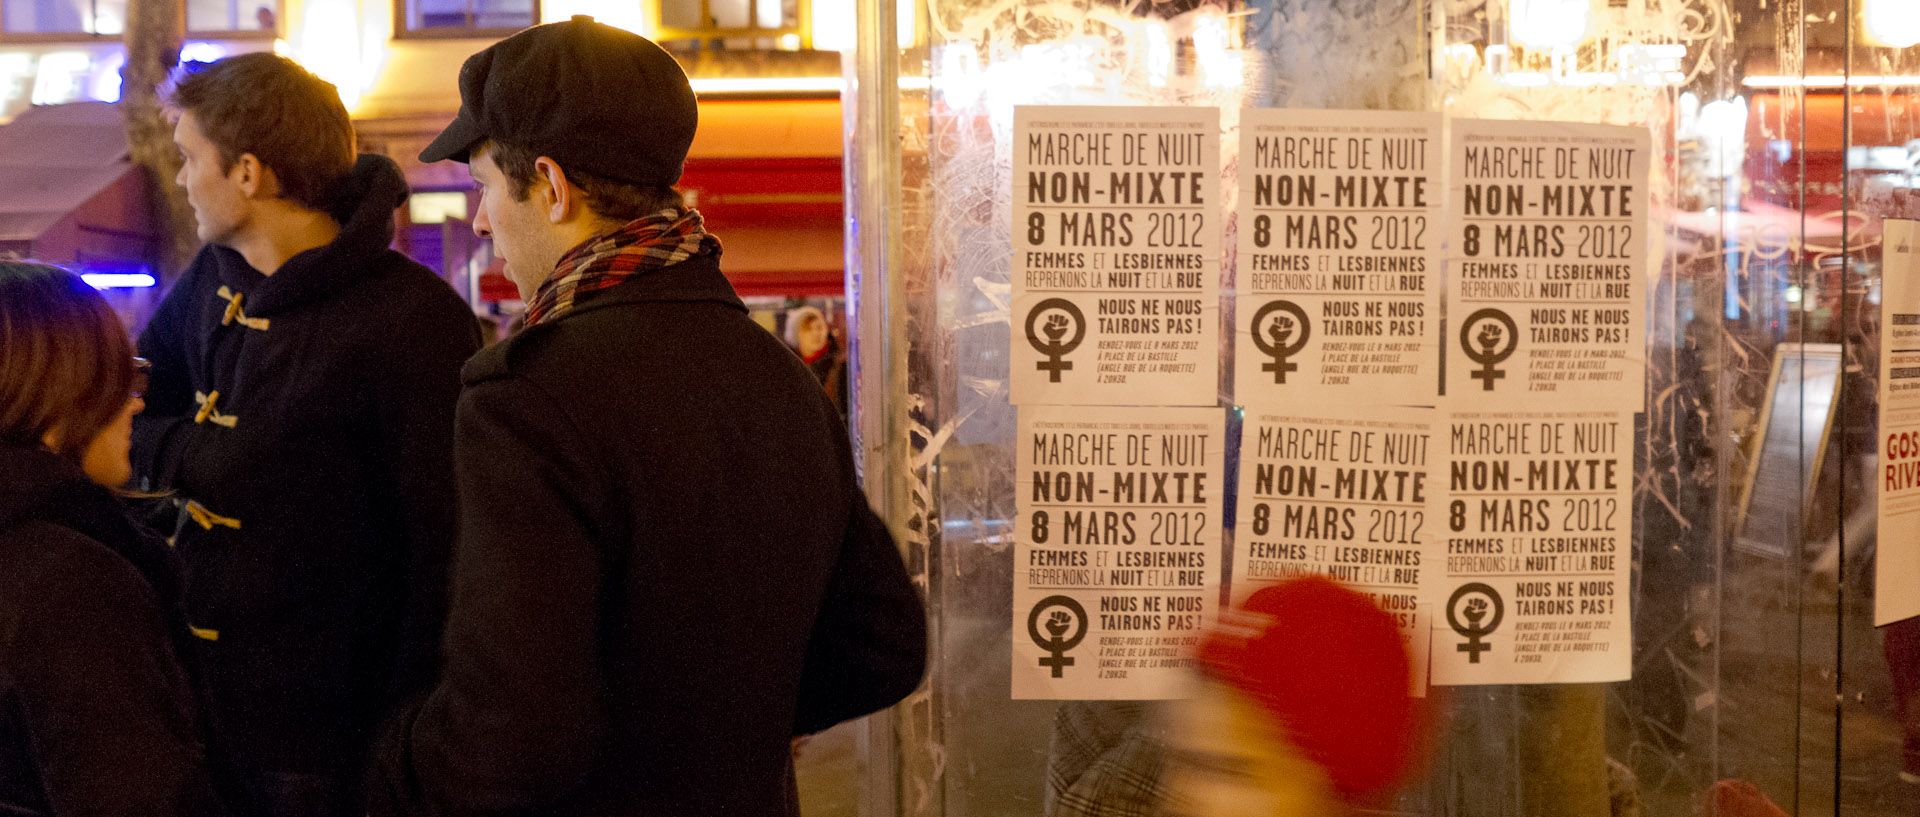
{"left": 201, "top": 154, "right": 412, "bottom": 317}
{"left": 461, "top": 252, "right": 746, "bottom": 386}
{"left": 0, "top": 440, "right": 188, "bottom": 612}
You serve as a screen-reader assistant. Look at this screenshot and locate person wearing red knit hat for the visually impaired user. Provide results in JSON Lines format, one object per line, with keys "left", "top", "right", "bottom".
{"left": 1161, "top": 575, "right": 1426, "bottom": 816}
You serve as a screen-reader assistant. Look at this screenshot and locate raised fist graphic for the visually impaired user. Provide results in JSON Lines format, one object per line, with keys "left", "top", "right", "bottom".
{"left": 1046, "top": 610, "right": 1073, "bottom": 639}
{"left": 1268, "top": 314, "right": 1294, "bottom": 346}
{"left": 1043, "top": 313, "right": 1070, "bottom": 343}
{"left": 1477, "top": 323, "right": 1503, "bottom": 352}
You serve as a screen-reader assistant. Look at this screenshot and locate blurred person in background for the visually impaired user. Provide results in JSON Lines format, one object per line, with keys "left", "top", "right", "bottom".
{"left": 1160, "top": 575, "right": 1426, "bottom": 816}
{"left": 132, "top": 53, "right": 480, "bottom": 817}
{"left": 0, "top": 261, "right": 246, "bottom": 817}
{"left": 784, "top": 305, "right": 847, "bottom": 420}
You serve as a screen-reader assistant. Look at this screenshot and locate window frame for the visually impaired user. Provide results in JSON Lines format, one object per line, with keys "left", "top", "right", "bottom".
{"left": 650, "top": 0, "right": 811, "bottom": 48}
{"left": 390, "top": 0, "right": 538, "bottom": 41}
{"left": 0, "top": 0, "right": 281, "bottom": 43}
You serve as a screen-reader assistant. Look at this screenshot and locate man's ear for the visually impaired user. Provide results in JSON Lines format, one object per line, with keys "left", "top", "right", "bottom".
{"left": 534, "top": 156, "right": 577, "bottom": 224}
{"left": 234, "top": 153, "right": 280, "bottom": 200}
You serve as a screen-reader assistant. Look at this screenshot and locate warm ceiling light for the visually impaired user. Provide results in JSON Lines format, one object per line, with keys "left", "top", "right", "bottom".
{"left": 688, "top": 77, "right": 844, "bottom": 94}
{"left": 1743, "top": 74, "right": 1920, "bottom": 87}
{"left": 1865, "top": 0, "right": 1920, "bottom": 48}
{"left": 1509, "top": 0, "right": 1591, "bottom": 51}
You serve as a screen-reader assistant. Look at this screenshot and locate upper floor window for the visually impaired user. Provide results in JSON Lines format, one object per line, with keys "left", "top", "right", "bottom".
{"left": 1, "top": 0, "right": 278, "bottom": 37}
{"left": 398, "top": 0, "right": 535, "bottom": 36}
{"left": 656, "top": 0, "right": 804, "bottom": 49}
{"left": 0, "top": 0, "right": 127, "bottom": 36}
{"left": 185, "top": 0, "right": 278, "bottom": 34}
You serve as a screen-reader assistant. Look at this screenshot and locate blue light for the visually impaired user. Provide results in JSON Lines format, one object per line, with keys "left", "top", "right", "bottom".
{"left": 81, "top": 272, "right": 157, "bottom": 289}
{"left": 178, "top": 42, "right": 229, "bottom": 66}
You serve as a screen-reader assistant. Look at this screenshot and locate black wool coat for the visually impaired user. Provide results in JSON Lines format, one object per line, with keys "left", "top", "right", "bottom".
{"left": 373, "top": 251, "right": 926, "bottom": 817}
{"left": 0, "top": 442, "right": 230, "bottom": 817}
{"left": 131, "top": 155, "right": 482, "bottom": 779}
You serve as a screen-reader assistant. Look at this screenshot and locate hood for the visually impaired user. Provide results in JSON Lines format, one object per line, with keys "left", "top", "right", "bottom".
{"left": 0, "top": 439, "right": 188, "bottom": 614}
{"left": 226, "top": 153, "right": 414, "bottom": 317}
{"left": 0, "top": 440, "right": 90, "bottom": 532}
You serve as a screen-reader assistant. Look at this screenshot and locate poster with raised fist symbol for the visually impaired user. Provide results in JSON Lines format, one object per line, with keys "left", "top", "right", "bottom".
{"left": 1014, "top": 405, "right": 1225, "bottom": 699}
{"left": 1443, "top": 119, "right": 1648, "bottom": 411}
{"left": 1011, "top": 106, "right": 1221, "bottom": 406}
{"left": 1429, "top": 410, "right": 1633, "bottom": 685}
{"left": 1233, "top": 109, "right": 1442, "bottom": 408}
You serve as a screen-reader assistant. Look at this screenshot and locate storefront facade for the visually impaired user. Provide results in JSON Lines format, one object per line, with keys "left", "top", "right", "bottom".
{"left": 0, "top": 0, "right": 852, "bottom": 329}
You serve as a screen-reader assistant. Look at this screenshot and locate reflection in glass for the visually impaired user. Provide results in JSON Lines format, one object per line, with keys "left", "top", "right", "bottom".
{"left": 849, "top": 0, "right": 1920, "bottom": 812}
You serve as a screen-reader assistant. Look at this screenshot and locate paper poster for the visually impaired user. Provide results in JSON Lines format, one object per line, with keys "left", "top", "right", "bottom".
{"left": 1444, "top": 120, "right": 1649, "bottom": 411}
{"left": 1430, "top": 411, "right": 1632, "bottom": 685}
{"left": 1230, "top": 405, "right": 1436, "bottom": 691}
{"left": 1879, "top": 219, "right": 1920, "bottom": 626}
{"left": 1234, "top": 109, "right": 1441, "bottom": 407}
{"left": 1013, "top": 405, "right": 1226, "bottom": 699}
{"left": 1011, "top": 106, "right": 1221, "bottom": 406}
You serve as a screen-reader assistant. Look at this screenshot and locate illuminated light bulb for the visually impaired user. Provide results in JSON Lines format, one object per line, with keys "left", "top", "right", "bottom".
{"left": 933, "top": 42, "right": 984, "bottom": 109}
{"left": 1865, "top": 0, "right": 1920, "bottom": 48}
{"left": 1509, "top": 0, "right": 1591, "bottom": 51}
{"left": 1191, "top": 13, "right": 1242, "bottom": 89}
{"left": 294, "top": 0, "right": 364, "bottom": 112}
{"left": 1145, "top": 20, "right": 1171, "bottom": 88}
{"left": 809, "top": 0, "right": 853, "bottom": 51}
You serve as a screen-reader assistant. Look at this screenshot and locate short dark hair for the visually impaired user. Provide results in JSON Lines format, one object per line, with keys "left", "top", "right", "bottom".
{"left": 0, "top": 261, "right": 136, "bottom": 466}
{"left": 168, "top": 53, "right": 356, "bottom": 213}
{"left": 486, "top": 139, "right": 683, "bottom": 223}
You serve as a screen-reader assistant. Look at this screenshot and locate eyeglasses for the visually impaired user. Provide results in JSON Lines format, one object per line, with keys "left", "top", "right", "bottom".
{"left": 132, "top": 357, "right": 151, "bottom": 398}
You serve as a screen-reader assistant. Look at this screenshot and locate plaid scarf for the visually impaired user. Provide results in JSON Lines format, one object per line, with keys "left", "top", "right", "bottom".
{"left": 522, "top": 208, "right": 722, "bottom": 327}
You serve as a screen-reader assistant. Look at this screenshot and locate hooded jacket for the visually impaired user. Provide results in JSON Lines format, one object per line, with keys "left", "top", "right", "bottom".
{"left": 131, "top": 154, "right": 481, "bottom": 779}
{"left": 0, "top": 441, "right": 227, "bottom": 817}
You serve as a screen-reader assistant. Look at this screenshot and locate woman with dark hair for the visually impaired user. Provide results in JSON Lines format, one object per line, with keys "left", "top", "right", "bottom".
{"left": 0, "top": 261, "right": 233, "bottom": 816}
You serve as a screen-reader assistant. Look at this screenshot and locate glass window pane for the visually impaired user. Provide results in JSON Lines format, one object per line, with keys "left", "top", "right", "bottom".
{"left": 472, "top": 0, "right": 529, "bottom": 28}
{"left": 2, "top": 0, "right": 126, "bottom": 35}
{"left": 186, "top": 0, "right": 276, "bottom": 32}
{"left": 659, "top": 0, "right": 700, "bottom": 30}
{"left": 708, "top": 0, "right": 747, "bottom": 30}
{"left": 405, "top": 0, "right": 531, "bottom": 31}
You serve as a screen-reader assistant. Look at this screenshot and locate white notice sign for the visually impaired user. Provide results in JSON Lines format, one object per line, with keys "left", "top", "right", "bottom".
{"left": 1014, "top": 406, "right": 1226, "bottom": 699}
{"left": 1234, "top": 109, "right": 1441, "bottom": 408}
{"left": 1431, "top": 411, "right": 1632, "bottom": 685}
{"left": 1230, "top": 405, "right": 1436, "bottom": 691}
{"left": 1444, "top": 120, "right": 1649, "bottom": 411}
{"left": 1011, "top": 106, "right": 1221, "bottom": 406}
{"left": 1879, "top": 218, "right": 1920, "bottom": 626}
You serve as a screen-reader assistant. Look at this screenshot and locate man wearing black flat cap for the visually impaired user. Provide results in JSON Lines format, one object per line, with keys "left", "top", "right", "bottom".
{"left": 371, "top": 17, "right": 926, "bottom": 817}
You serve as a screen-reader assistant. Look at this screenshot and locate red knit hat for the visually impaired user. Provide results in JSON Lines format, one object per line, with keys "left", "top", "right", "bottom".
{"left": 1195, "top": 576, "right": 1419, "bottom": 800}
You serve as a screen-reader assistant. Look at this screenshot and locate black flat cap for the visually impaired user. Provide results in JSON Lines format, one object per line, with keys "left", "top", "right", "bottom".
{"left": 420, "top": 15, "right": 697, "bottom": 187}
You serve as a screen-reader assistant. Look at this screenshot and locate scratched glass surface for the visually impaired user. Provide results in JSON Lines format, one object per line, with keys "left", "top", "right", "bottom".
{"left": 848, "top": 0, "right": 1920, "bottom": 812}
